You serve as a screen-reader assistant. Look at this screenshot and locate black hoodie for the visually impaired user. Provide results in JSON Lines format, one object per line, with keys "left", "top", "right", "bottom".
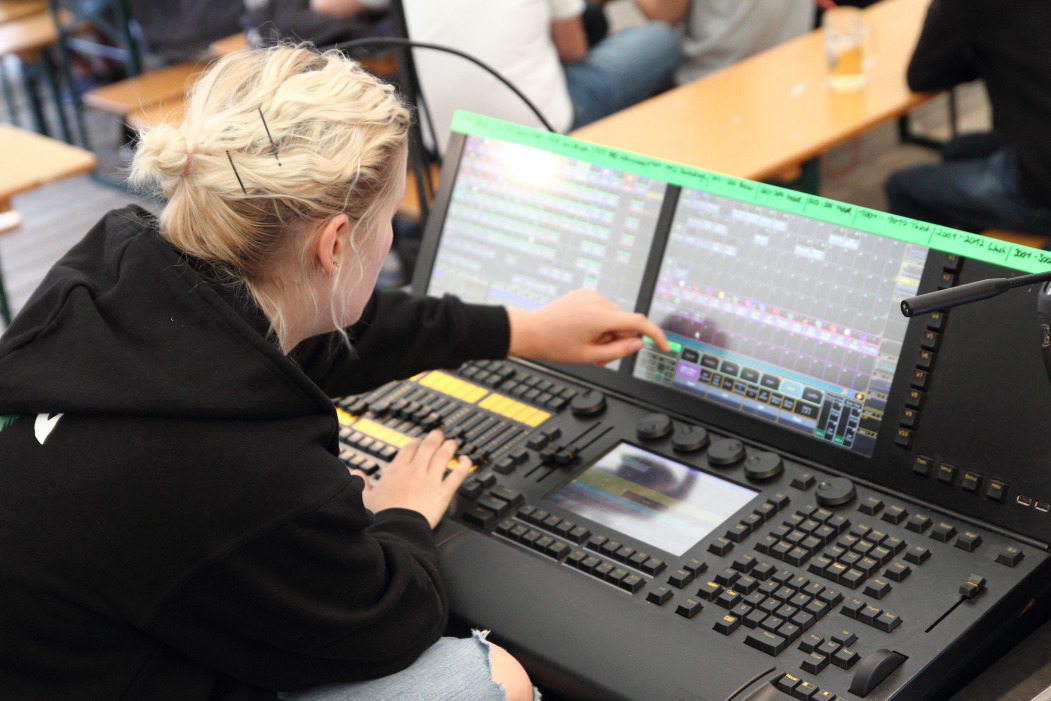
{"left": 0, "top": 206, "right": 510, "bottom": 700}
{"left": 905, "top": 0, "right": 1051, "bottom": 210}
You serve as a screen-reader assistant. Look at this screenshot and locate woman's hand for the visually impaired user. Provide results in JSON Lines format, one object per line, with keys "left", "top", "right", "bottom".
{"left": 356, "top": 430, "right": 471, "bottom": 528}
{"left": 506, "top": 288, "right": 671, "bottom": 366}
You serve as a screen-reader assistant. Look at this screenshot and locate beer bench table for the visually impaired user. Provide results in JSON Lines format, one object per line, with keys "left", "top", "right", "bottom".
{"left": 0, "top": 123, "right": 96, "bottom": 323}
{"left": 570, "top": 0, "right": 935, "bottom": 182}
{"left": 0, "top": 1, "right": 46, "bottom": 24}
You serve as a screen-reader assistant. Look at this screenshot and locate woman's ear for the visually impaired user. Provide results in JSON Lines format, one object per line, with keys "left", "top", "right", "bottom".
{"left": 315, "top": 213, "right": 350, "bottom": 276}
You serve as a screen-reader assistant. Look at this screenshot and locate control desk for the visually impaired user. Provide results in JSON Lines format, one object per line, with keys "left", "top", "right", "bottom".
{"left": 334, "top": 114, "right": 1051, "bottom": 701}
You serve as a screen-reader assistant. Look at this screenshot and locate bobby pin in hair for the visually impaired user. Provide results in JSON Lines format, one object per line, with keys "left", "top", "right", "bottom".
{"left": 258, "top": 107, "right": 282, "bottom": 166}
{"left": 226, "top": 150, "right": 248, "bottom": 195}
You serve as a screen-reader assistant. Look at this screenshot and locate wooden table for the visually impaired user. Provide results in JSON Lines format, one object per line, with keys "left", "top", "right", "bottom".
{"left": 570, "top": 0, "right": 933, "bottom": 182}
{"left": 0, "top": 5, "right": 60, "bottom": 59}
{"left": 0, "top": 123, "right": 95, "bottom": 209}
{"left": 0, "top": 0, "right": 44, "bottom": 24}
{"left": 209, "top": 31, "right": 247, "bottom": 57}
{"left": 0, "top": 6, "right": 71, "bottom": 137}
{"left": 0, "top": 123, "right": 95, "bottom": 323}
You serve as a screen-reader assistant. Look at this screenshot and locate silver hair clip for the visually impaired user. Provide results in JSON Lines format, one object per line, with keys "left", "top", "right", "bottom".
{"left": 259, "top": 107, "right": 281, "bottom": 166}
{"left": 226, "top": 150, "right": 247, "bottom": 195}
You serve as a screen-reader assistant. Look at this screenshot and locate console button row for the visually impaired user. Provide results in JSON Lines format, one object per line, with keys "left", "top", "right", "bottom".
{"left": 458, "top": 365, "right": 571, "bottom": 414}
{"left": 895, "top": 312, "right": 946, "bottom": 449}
{"left": 495, "top": 519, "right": 570, "bottom": 561}
{"left": 460, "top": 360, "right": 574, "bottom": 412}
{"left": 495, "top": 521, "right": 648, "bottom": 595}
{"left": 563, "top": 548, "right": 646, "bottom": 593}
{"left": 515, "top": 505, "right": 593, "bottom": 545}
{"left": 913, "top": 454, "right": 1011, "bottom": 502}
{"left": 841, "top": 596, "right": 902, "bottom": 632}
{"left": 582, "top": 533, "right": 668, "bottom": 575}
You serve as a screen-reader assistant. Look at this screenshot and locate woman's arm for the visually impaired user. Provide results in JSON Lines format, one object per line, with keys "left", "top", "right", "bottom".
{"left": 294, "top": 288, "right": 668, "bottom": 395}
{"left": 291, "top": 289, "right": 510, "bottom": 395}
{"left": 507, "top": 288, "right": 670, "bottom": 365}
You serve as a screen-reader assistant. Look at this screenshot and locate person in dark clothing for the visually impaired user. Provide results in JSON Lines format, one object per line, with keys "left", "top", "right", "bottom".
{"left": 0, "top": 46, "right": 668, "bottom": 700}
{"left": 244, "top": 0, "right": 392, "bottom": 50}
{"left": 126, "top": 0, "right": 245, "bottom": 62}
{"left": 884, "top": 0, "right": 1051, "bottom": 235}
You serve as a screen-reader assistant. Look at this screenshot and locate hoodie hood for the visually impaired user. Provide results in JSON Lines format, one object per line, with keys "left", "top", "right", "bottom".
{"left": 0, "top": 205, "right": 331, "bottom": 420}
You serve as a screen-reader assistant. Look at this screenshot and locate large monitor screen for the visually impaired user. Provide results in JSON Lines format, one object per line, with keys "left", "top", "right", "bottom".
{"left": 632, "top": 188, "right": 930, "bottom": 458}
{"left": 426, "top": 135, "right": 666, "bottom": 313}
{"left": 547, "top": 443, "right": 757, "bottom": 556}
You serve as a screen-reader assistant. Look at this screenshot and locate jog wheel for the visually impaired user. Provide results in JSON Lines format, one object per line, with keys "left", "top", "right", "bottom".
{"left": 570, "top": 389, "right": 607, "bottom": 417}
{"left": 744, "top": 451, "right": 784, "bottom": 481}
{"left": 637, "top": 413, "right": 673, "bottom": 440}
{"left": 707, "top": 438, "right": 746, "bottom": 466}
{"left": 671, "top": 424, "right": 709, "bottom": 453}
{"left": 816, "top": 477, "right": 857, "bottom": 507}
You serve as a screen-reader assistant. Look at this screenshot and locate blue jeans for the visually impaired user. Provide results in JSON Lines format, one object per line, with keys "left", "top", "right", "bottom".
{"left": 885, "top": 132, "right": 1051, "bottom": 235}
{"left": 278, "top": 632, "right": 538, "bottom": 701}
{"left": 565, "top": 21, "right": 681, "bottom": 130}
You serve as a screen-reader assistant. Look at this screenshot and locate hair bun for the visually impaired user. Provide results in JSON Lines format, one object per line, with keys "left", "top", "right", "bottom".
{"left": 130, "top": 123, "right": 191, "bottom": 194}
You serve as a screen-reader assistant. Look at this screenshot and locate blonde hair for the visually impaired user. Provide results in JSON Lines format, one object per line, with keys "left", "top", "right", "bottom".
{"left": 129, "top": 45, "right": 410, "bottom": 346}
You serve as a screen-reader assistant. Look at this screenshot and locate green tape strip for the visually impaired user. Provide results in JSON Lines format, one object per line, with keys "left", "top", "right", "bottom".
{"left": 450, "top": 111, "right": 1051, "bottom": 274}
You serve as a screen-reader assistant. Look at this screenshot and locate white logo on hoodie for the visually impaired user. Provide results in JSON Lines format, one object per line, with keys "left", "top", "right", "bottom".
{"left": 34, "top": 413, "right": 64, "bottom": 445}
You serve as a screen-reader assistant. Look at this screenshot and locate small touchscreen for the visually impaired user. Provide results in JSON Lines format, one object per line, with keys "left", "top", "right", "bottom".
{"left": 547, "top": 443, "right": 757, "bottom": 556}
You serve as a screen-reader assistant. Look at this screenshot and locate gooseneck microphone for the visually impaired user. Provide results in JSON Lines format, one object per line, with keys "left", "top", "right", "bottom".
{"left": 900, "top": 270, "right": 1051, "bottom": 317}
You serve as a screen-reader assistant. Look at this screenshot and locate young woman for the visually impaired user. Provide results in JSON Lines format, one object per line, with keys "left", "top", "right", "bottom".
{"left": 0, "top": 46, "right": 667, "bottom": 700}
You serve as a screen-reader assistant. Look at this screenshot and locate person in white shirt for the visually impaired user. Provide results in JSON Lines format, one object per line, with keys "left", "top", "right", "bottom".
{"left": 314, "top": 0, "right": 681, "bottom": 153}
{"left": 633, "top": 0, "right": 814, "bottom": 84}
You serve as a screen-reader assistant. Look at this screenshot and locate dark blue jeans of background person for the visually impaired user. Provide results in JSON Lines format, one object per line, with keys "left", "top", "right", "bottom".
{"left": 884, "top": 132, "right": 1051, "bottom": 235}
{"left": 565, "top": 21, "right": 681, "bottom": 131}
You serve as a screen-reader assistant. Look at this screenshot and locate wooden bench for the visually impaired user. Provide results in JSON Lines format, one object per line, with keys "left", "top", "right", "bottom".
{"left": 209, "top": 31, "right": 399, "bottom": 77}
{"left": 82, "top": 61, "right": 205, "bottom": 118}
{"left": 0, "top": 208, "right": 22, "bottom": 235}
{"left": 125, "top": 98, "right": 186, "bottom": 132}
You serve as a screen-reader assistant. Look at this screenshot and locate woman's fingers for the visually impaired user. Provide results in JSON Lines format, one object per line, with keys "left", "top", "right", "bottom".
{"left": 390, "top": 436, "right": 422, "bottom": 468}
{"left": 442, "top": 455, "right": 473, "bottom": 494}
{"left": 427, "top": 436, "right": 461, "bottom": 476}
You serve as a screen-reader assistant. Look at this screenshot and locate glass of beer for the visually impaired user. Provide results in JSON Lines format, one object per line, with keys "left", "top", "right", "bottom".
{"left": 823, "top": 7, "right": 873, "bottom": 93}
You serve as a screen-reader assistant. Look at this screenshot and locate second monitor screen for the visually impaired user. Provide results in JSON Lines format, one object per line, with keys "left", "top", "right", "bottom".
{"left": 633, "top": 188, "right": 929, "bottom": 458}
{"left": 426, "top": 136, "right": 665, "bottom": 314}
